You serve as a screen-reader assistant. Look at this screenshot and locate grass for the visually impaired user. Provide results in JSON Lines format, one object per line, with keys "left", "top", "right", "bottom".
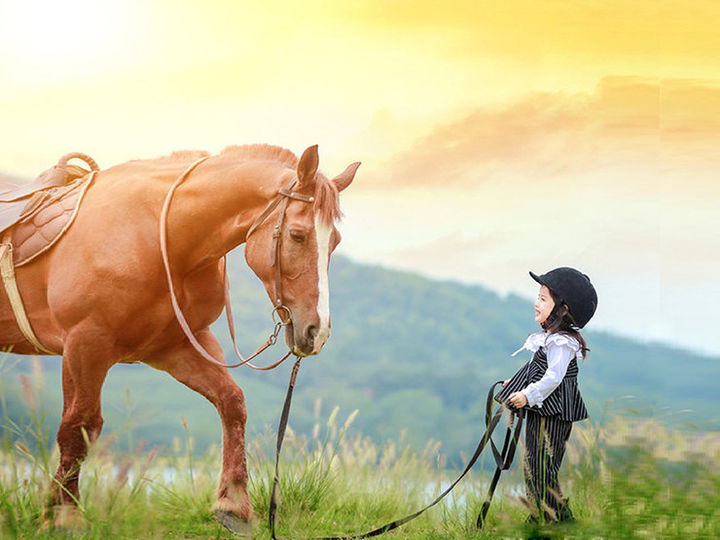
{"left": 0, "top": 367, "right": 718, "bottom": 538}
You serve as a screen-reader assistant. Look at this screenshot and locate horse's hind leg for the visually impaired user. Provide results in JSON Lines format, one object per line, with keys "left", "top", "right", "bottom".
{"left": 48, "top": 332, "right": 112, "bottom": 529}
{"left": 147, "top": 329, "right": 252, "bottom": 536}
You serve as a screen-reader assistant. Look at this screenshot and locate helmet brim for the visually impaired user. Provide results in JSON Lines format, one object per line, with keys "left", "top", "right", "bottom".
{"left": 529, "top": 271, "right": 546, "bottom": 287}
{"left": 530, "top": 271, "right": 562, "bottom": 303}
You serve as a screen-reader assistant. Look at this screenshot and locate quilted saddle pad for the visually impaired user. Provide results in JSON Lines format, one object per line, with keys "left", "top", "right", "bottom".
{"left": 8, "top": 173, "right": 95, "bottom": 267}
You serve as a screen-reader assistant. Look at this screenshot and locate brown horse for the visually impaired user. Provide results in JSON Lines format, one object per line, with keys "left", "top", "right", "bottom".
{"left": 0, "top": 144, "right": 358, "bottom": 534}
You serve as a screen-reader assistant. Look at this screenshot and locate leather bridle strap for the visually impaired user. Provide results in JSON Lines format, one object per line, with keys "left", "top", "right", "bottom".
{"left": 159, "top": 158, "right": 310, "bottom": 370}
{"left": 247, "top": 177, "right": 315, "bottom": 308}
{"left": 234, "top": 176, "right": 313, "bottom": 369}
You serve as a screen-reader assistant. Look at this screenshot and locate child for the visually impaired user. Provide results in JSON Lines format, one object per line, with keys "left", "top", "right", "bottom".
{"left": 495, "top": 267, "right": 597, "bottom": 523}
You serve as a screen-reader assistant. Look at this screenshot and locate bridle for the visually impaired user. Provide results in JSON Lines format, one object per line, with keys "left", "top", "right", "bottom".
{"left": 159, "top": 156, "right": 315, "bottom": 370}
{"left": 246, "top": 174, "right": 315, "bottom": 309}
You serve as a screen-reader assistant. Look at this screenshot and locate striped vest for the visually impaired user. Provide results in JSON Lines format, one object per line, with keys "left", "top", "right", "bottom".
{"left": 495, "top": 348, "right": 588, "bottom": 422}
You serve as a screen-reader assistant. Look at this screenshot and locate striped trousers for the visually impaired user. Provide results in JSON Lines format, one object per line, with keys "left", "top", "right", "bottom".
{"left": 523, "top": 412, "right": 573, "bottom": 519}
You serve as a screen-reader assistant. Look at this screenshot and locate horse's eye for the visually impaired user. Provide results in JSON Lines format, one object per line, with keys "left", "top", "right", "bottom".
{"left": 289, "top": 229, "right": 306, "bottom": 243}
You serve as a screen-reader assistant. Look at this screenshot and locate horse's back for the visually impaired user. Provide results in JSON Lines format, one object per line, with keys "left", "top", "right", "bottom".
{"left": 45, "top": 158, "right": 226, "bottom": 352}
{"left": 2, "top": 154, "right": 228, "bottom": 357}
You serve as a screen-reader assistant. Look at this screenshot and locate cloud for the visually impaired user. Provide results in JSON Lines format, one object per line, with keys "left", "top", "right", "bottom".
{"left": 365, "top": 77, "right": 720, "bottom": 189}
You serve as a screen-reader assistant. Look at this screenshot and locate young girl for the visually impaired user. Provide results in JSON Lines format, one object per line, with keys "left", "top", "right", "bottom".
{"left": 495, "top": 267, "right": 597, "bottom": 523}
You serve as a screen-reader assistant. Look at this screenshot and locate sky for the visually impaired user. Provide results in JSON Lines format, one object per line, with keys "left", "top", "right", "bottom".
{"left": 1, "top": 1, "right": 718, "bottom": 355}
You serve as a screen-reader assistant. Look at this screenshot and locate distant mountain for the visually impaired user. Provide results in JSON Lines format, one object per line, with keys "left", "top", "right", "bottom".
{"left": 1, "top": 253, "right": 717, "bottom": 461}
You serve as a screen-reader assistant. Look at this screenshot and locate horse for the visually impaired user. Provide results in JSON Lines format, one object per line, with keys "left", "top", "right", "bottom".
{"left": 0, "top": 144, "right": 359, "bottom": 535}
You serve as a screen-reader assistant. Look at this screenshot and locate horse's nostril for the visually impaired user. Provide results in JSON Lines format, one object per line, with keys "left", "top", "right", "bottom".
{"left": 305, "top": 325, "right": 317, "bottom": 345}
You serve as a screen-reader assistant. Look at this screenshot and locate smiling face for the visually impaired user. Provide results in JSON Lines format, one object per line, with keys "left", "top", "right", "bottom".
{"left": 534, "top": 285, "right": 556, "bottom": 326}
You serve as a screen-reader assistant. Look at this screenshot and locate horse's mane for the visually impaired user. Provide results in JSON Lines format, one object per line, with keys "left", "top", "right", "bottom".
{"left": 221, "top": 144, "right": 342, "bottom": 224}
{"left": 156, "top": 144, "right": 342, "bottom": 224}
{"left": 152, "top": 150, "right": 212, "bottom": 163}
{"left": 219, "top": 144, "right": 298, "bottom": 169}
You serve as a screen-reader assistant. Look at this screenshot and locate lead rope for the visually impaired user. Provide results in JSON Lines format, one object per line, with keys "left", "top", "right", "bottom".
{"left": 269, "top": 377, "right": 523, "bottom": 539}
{"left": 269, "top": 357, "right": 302, "bottom": 539}
{"left": 477, "top": 403, "right": 524, "bottom": 530}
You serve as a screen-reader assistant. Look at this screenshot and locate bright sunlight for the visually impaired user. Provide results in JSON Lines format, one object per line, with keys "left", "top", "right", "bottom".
{"left": 0, "top": 0, "right": 137, "bottom": 86}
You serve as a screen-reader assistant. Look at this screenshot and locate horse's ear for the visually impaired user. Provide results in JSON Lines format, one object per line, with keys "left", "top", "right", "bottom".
{"left": 297, "top": 145, "right": 319, "bottom": 188}
{"left": 331, "top": 162, "right": 360, "bottom": 192}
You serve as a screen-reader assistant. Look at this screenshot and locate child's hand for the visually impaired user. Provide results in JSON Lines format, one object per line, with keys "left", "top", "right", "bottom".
{"left": 508, "top": 392, "right": 528, "bottom": 408}
{"left": 502, "top": 378, "right": 510, "bottom": 388}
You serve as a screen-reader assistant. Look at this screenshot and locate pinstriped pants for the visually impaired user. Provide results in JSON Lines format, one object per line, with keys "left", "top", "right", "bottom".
{"left": 523, "top": 412, "right": 572, "bottom": 518}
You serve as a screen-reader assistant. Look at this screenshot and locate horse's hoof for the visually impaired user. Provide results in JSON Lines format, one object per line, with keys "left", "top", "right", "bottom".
{"left": 214, "top": 509, "right": 252, "bottom": 537}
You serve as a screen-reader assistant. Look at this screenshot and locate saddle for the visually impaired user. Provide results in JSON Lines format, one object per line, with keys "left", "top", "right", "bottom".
{"left": 0, "top": 153, "right": 98, "bottom": 265}
{"left": 0, "top": 153, "right": 99, "bottom": 355}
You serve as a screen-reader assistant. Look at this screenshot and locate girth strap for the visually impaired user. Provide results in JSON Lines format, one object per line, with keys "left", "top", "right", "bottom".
{"left": 0, "top": 232, "right": 59, "bottom": 355}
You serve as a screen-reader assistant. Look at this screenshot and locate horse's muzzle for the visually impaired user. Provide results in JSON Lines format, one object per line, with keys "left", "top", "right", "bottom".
{"left": 286, "top": 321, "right": 324, "bottom": 357}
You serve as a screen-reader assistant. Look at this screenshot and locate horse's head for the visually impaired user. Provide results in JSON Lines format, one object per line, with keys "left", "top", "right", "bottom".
{"left": 244, "top": 145, "right": 359, "bottom": 357}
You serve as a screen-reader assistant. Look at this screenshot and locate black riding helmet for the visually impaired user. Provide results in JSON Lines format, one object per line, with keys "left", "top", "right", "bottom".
{"left": 530, "top": 267, "right": 598, "bottom": 328}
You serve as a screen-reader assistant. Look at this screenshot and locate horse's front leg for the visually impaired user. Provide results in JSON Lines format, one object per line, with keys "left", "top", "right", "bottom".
{"left": 147, "top": 329, "right": 252, "bottom": 536}
{"left": 48, "top": 328, "right": 113, "bottom": 530}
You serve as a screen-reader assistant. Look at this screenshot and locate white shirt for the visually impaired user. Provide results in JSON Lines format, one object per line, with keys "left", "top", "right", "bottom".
{"left": 511, "top": 332, "right": 582, "bottom": 408}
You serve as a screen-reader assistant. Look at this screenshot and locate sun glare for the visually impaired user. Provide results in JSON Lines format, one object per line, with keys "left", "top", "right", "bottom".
{"left": 0, "top": 0, "right": 135, "bottom": 85}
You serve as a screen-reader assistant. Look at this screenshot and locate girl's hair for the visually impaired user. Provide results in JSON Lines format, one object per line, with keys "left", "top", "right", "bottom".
{"left": 546, "top": 294, "right": 590, "bottom": 358}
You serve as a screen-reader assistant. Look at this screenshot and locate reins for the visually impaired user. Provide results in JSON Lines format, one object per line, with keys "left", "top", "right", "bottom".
{"left": 159, "top": 157, "right": 314, "bottom": 370}
{"left": 269, "top": 373, "right": 524, "bottom": 539}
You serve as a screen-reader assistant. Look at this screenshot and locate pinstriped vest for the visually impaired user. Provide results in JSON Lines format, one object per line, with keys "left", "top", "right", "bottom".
{"left": 495, "top": 348, "right": 589, "bottom": 422}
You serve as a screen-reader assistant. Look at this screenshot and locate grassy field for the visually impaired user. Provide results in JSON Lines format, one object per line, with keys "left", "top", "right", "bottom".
{"left": 0, "top": 376, "right": 718, "bottom": 538}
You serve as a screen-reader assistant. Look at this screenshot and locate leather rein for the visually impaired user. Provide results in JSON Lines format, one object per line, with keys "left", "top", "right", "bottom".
{"left": 159, "top": 157, "right": 314, "bottom": 370}
{"left": 269, "top": 374, "right": 524, "bottom": 539}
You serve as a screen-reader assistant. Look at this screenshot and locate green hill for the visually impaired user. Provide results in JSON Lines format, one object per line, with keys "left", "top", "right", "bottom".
{"left": 1, "top": 253, "right": 717, "bottom": 461}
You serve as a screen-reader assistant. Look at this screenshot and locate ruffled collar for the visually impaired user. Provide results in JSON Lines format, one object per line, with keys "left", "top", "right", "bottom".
{"left": 512, "top": 331, "right": 582, "bottom": 359}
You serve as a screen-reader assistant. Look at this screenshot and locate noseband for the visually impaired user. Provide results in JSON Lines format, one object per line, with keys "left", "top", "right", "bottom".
{"left": 159, "top": 157, "right": 314, "bottom": 370}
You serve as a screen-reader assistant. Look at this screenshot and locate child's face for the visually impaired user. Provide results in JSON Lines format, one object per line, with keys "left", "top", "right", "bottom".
{"left": 535, "top": 285, "right": 555, "bottom": 325}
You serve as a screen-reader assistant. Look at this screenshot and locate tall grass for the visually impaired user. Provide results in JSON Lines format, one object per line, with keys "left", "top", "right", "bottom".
{"left": 0, "top": 360, "right": 718, "bottom": 538}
